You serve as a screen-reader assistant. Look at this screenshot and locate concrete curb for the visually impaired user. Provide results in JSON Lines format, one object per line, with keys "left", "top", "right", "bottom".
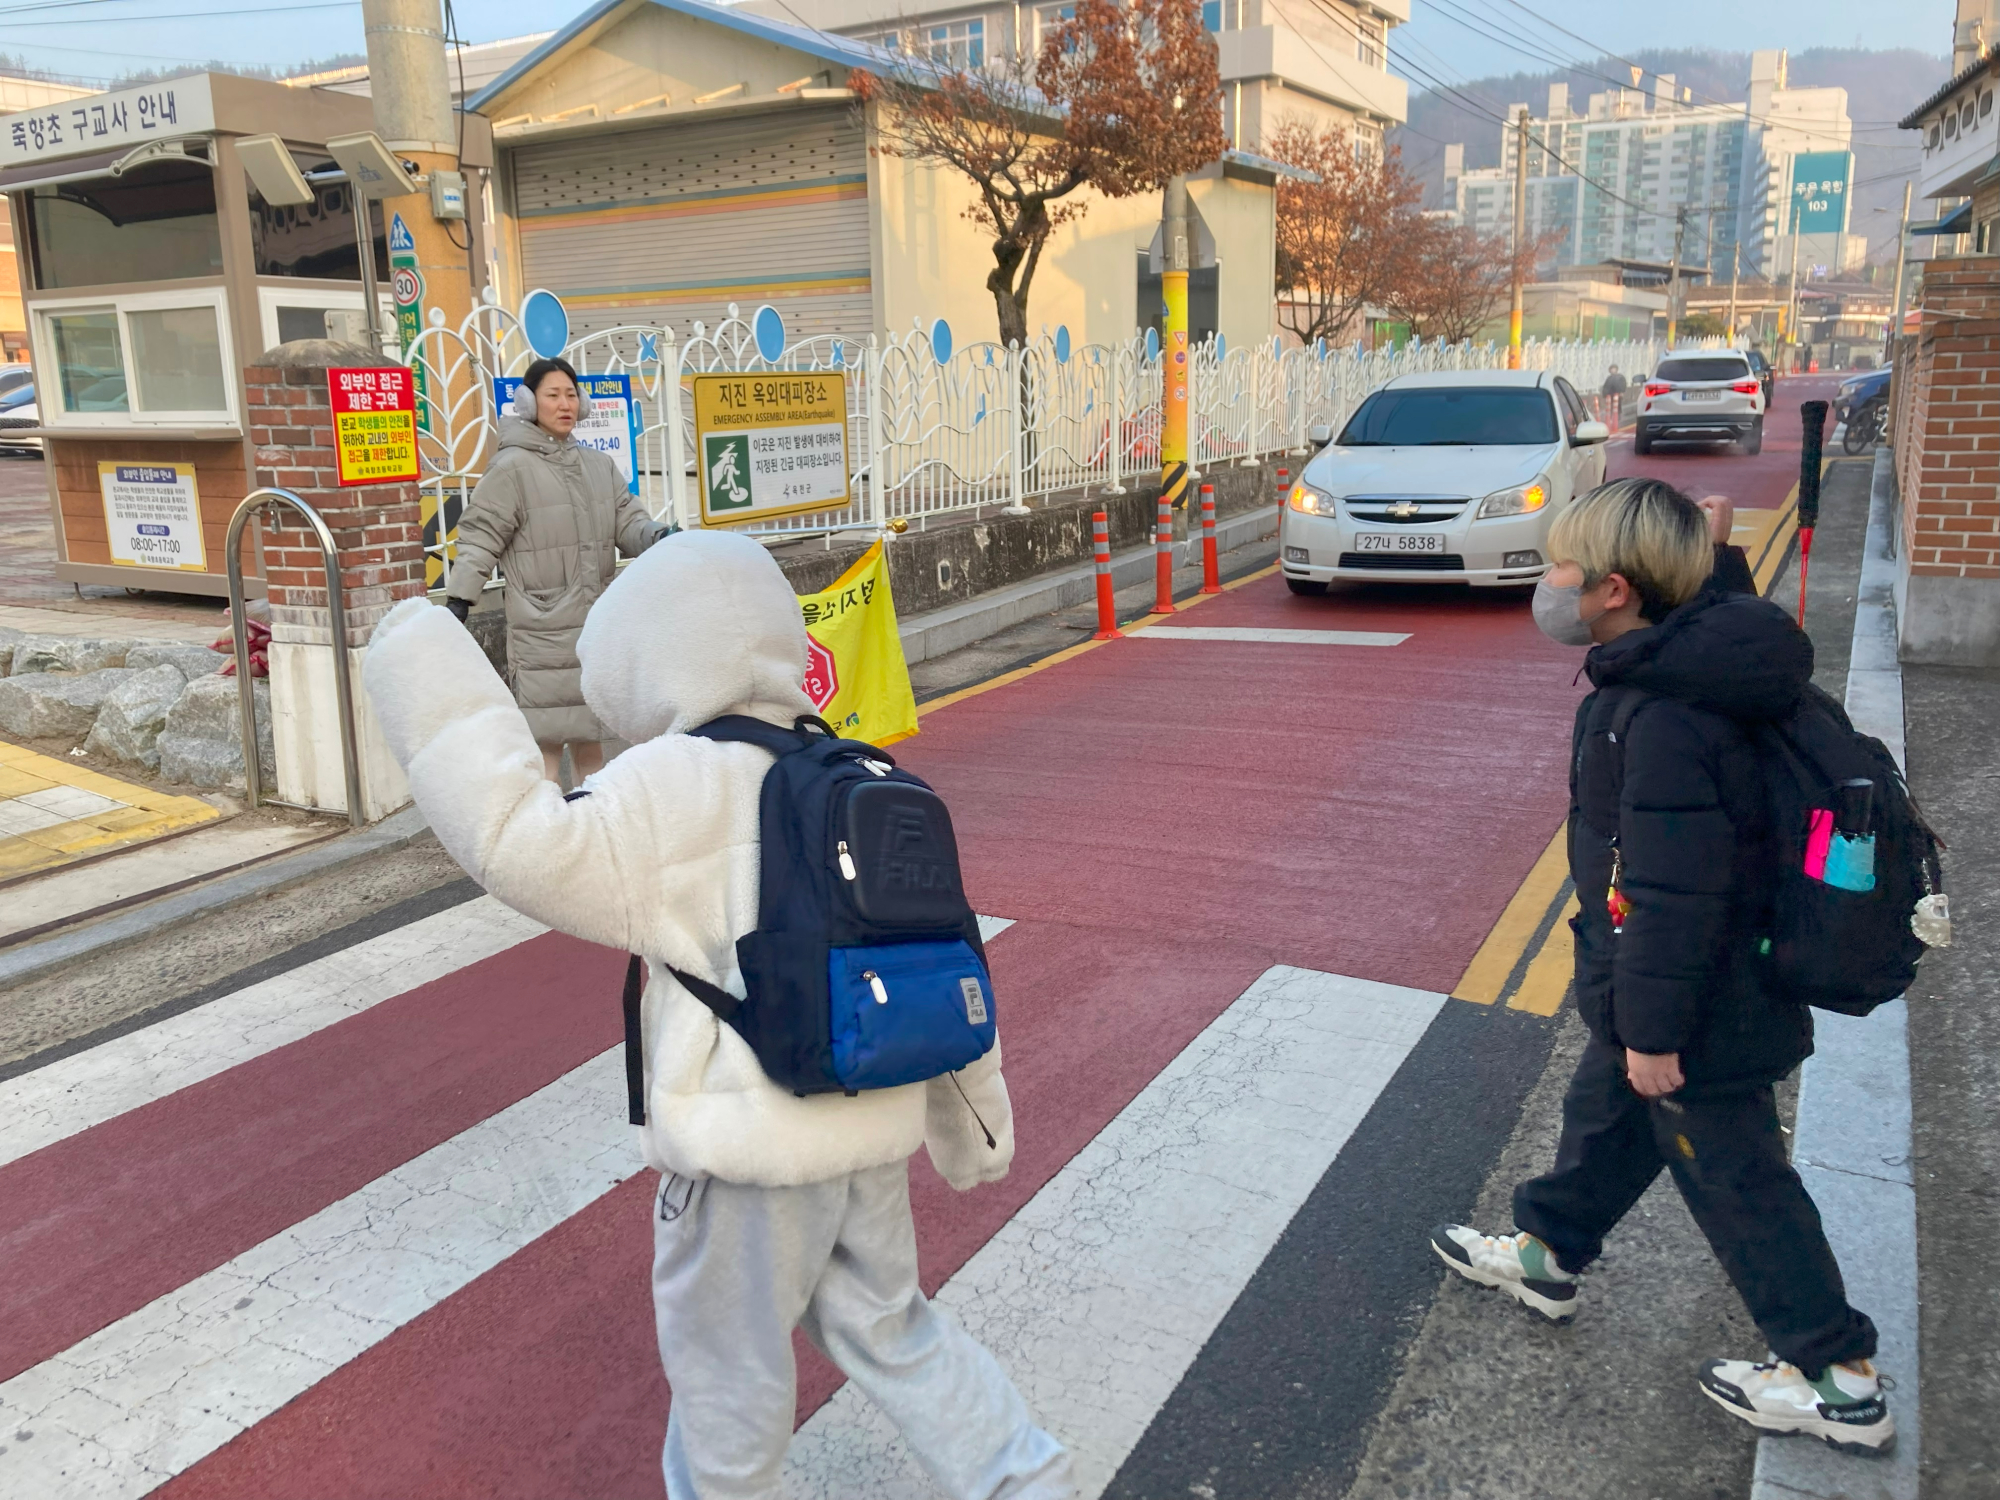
{"left": 898, "top": 504, "right": 1279, "bottom": 662}
{"left": 0, "top": 805, "right": 431, "bottom": 990}
{"left": 1750, "top": 446, "right": 1919, "bottom": 1500}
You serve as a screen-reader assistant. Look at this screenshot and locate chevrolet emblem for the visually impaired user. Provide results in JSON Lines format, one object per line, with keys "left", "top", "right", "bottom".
{"left": 1387, "top": 501, "right": 1421, "bottom": 520}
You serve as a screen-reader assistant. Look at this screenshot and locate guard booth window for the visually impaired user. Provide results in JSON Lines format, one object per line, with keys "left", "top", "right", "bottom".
{"left": 27, "top": 159, "right": 222, "bottom": 288}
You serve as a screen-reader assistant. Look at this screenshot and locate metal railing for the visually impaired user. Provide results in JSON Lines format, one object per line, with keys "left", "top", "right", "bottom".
{"left": 225, "top": 487, "right": 364, "bottom": 828}
{"left": 405, "top": 293, "right": 1661, "bottom": 586}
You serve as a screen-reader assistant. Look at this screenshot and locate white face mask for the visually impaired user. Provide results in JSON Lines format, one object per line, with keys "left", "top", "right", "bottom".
{"left": 1532, "top": 576, "right": 1599, "bottom": 647}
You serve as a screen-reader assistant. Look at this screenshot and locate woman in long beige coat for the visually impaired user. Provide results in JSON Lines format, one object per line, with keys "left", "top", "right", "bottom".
{"left": 445, "top": 356, "right": 668, "bottom": 782}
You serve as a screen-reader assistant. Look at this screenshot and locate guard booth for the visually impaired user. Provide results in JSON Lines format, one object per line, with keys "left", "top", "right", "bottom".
{"left": 0, "top": 72, "right": 489, "bottom": 596}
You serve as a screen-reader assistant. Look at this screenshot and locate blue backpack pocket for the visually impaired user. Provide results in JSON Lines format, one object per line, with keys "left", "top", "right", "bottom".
{"left": 829, "top": 939, "right": 996, "bottom": 1091}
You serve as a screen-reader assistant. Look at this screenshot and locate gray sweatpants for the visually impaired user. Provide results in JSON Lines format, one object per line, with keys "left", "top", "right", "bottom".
{"left": 651, "top": 1159, "right": 1073, "bottom": 1500}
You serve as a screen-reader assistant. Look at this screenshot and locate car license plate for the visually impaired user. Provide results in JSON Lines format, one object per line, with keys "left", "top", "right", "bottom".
{"left": 1355, "top": 532, "right": 1446, "bottom": 554}
{"left": 1683, "top": 390, "right": 1721, "bottom": 402}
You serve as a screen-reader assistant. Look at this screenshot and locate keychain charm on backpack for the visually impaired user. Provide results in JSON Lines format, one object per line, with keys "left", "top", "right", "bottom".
{"left": 1607, "top": 843, "right": 1631, "bottom": 933}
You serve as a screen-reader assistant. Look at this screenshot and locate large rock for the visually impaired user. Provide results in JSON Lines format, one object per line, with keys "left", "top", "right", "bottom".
{"left": 0, "top": 626, "right": 22, "bottom": 677}
{"left": 125, "top": 642, "right": 229, "bottom": 680}
{"left": 9, "top": 635, "right": 137, "bottom": 675}
{"left": 0, "top": 668, "right": 138, "bottom": 739}
{"left": 82, "top": 663, "right": 190, "bottom": 769}
{"left": 156, "top": 673, "right": 275, "bottom": 790}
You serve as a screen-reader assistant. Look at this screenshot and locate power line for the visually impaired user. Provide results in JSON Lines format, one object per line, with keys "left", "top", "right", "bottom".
{"left": 1, "top": 2, "right": 356, "bottom": 29}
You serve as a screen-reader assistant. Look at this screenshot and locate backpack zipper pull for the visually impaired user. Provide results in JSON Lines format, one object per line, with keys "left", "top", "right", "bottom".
{"left": 837, "top": 840, "right": 857, "bottom": 881}
{"left": 864, "top": 970, "right": 888, "bottom": 1005}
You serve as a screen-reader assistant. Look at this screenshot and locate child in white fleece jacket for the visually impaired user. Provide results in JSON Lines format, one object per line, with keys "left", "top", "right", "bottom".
{"left": 363, "top": 530, "right": 1071, "bottom": 1500}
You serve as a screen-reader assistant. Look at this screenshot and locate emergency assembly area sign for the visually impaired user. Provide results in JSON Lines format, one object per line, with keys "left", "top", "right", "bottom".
{"left": 690, "top": 373, "right": 850, "bottom": 526}
{"left": 328, "top": 367, "right": 420, "bottom": 486}
{"left": 98, "top": 462, "right": 206, "bottom": 571}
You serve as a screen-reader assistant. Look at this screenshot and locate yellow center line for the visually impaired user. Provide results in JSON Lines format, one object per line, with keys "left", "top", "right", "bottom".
{"left": 1452, "top": 827, "right": 1568, "bottom": 1005}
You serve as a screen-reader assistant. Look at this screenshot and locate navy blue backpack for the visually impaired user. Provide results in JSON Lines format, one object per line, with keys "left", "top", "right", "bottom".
{"left": 616, "top": 714, "right": 997, "bottom": 1123}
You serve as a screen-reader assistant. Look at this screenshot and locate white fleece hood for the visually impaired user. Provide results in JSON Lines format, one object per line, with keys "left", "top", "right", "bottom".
{"left": 578, "top": 530, "right": 815, "bottom": 743}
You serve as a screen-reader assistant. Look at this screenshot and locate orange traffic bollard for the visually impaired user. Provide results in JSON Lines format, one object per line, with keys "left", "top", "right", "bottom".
{"left": 1276, "top": 466, "right": 1290, "bottom": 504}
{"left": 1151, "top": 494, "right": 1176, "bottom": 614}
{"left": 1091, "top": 510, "right": 1121, "bottom": 639}
{"left": 1200, "top": 484, "right": 1220, "bottom": 594}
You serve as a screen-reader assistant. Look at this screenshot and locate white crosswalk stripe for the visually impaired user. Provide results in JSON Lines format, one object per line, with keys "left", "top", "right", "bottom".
{"left": 784, "top": 966, "right": 1446, "bottom": 1498}
{"left": 0, "top": 897, "right": 546, "bottom": 1170}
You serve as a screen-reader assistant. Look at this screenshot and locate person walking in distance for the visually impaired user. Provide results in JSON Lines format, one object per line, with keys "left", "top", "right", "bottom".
{"left": 445, "top": 356, "right": 670, "bottom": 785}
{"left": 1430, "top": 478, "right": 1895, "bottom": 1456}
{"left": 364, "top": 531, "right": 1073, "bottom": 1500}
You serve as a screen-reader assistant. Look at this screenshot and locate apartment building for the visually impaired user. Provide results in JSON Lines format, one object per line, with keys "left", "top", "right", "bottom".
{"left": 1445, "top": 51, "right": 1864, "bottom": 283}
{"left": 731, "top": 0, "right": 1409, "bottom": 152}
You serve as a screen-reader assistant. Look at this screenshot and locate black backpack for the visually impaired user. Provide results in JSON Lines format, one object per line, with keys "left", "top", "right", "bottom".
{"left": 1608, "top": 684, "right": 1944, "bottom": 1016}
{"left": 616, "top": 714, "right": 996, "bottom": 1124}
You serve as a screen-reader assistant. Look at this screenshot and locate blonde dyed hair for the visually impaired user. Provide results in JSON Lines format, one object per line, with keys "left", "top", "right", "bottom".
{"left": 1548, "top": 478, "right": 1713, "bottom": 620}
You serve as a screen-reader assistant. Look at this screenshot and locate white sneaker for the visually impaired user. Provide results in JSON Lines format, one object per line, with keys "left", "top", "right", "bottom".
{"left": 1698, "top": 1356, "right": 1896, "bottom": 1456}
{"left": 1428, "top": 1224, "right": 1580, "bottom": 1321}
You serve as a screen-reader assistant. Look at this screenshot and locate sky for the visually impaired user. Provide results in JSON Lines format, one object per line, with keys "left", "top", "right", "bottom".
{"left": 0, "top": 0, "right": 1961, "bottom": 88}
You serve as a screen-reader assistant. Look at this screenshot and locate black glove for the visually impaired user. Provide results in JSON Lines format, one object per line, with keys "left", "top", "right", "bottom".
{"left": 444, "top": 596, "right": 472, "bottom": 623}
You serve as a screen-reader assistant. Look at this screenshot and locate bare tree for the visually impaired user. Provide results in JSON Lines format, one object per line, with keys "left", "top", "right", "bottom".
{"left": 1387, "top": 220, "right": 1556, "bottom": 347}
{"left": 1266, "top": 119, "right": 1424, "bottom": 348}
{"left": 853, "top": 0, "right": 1225, "bottom": 348}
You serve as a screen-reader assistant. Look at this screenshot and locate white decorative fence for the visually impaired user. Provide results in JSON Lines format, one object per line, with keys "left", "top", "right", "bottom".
{"left": 406, "top": 291, "right": 1658, "bottom": 588}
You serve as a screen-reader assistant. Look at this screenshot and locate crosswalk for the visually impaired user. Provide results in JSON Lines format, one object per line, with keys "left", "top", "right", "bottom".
{"left": 0, "top": 901, "right": 1461, "bottom": 1500}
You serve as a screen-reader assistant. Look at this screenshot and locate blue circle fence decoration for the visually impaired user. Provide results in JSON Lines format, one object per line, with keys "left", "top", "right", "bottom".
{"left": 753, "top": 305, "right": 786, "bottom": 363}
{"left": 520, "top": 289, "right": 570, "bottom": 359}
{"left": 930, "top": 319, "right": 953, "bottom": 364}
{"left": 1054, "top": 325, "right": 1072, "bottom": 364}
{"left": 1144, "top": 327, "right": 1160, "bottom": 363}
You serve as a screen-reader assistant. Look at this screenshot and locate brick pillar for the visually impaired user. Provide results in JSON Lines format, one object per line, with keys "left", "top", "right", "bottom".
{"left": 1892, "top": 258, "right": 2000, "bottom": 667}
{"left": 245, "top": 347, "right": 428, "bottom": 819}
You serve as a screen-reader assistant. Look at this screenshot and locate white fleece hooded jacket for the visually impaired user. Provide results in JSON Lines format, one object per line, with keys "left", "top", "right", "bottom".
{"left": 362, "top": 529, "right": 1014, "bottom": 1190}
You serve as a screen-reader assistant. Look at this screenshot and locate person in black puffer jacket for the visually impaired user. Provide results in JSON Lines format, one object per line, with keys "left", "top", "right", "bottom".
{"left": 1429, "top": 478, "right": 1895, "bottom": 1459}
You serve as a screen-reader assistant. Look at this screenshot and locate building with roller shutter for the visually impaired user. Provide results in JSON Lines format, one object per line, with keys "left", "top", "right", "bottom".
{"left": 466, "top": 0, "right": 1291, "bottom": 350}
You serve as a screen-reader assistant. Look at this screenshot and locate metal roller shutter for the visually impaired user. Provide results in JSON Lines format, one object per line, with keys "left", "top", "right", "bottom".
{"left": 511, "top": 109, "right": 871, "bottom": 343}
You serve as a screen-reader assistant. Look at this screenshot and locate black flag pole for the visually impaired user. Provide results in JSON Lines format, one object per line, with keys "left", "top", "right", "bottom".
{"left": 1796, "top": 399, "right": 1829, "bottom": 626}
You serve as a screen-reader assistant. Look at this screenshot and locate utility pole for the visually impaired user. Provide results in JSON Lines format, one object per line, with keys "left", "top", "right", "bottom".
{"left": 1507, "top": 105, "right": 1528, "bottom": 369}
{"left": 361, "top": 0, "right": 472, "bottom": 378}
{"left": 1784, "top": 198, "right": 1803, "bottom": 373}
{"left": 1887, "top": 179, "right": 1914, "bottom": 363}
{"left": 1666, "top": 207, "right": 1687, "bottom": 347}
{"left": 1159, "top": 174, "right": 1191, "bottom": 512}
{"left": 1726, "top": 241, "right": 1739, "bottom": 343}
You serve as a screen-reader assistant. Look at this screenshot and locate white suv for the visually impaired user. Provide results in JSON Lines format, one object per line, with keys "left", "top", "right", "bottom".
{"left": 1634, "top": 349, "right": 1766, "bottom": 456}
{"left": 1278, "top": 370, "right": 1610, "bottom": 595}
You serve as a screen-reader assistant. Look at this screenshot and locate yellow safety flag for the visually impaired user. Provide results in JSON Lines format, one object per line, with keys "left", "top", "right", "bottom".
{"left": 798, "top": 539, "right": 918, "bottom": 747}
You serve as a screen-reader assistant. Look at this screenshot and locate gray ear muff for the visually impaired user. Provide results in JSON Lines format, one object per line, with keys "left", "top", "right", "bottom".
{"left": 510, "top": 381, "right": 537, "bottom": 419}
{"left": 575, "top": 388, "right": 592, "bottom": 418}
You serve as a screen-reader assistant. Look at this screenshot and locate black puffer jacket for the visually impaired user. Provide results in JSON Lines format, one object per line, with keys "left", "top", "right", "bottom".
{"left": 1567, "top": 575, "right": 1816, "bottom": 1093}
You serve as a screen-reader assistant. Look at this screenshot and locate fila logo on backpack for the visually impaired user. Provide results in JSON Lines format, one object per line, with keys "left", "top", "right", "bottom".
{"left": 622, "top": 715, "right": 996, "bottom": 1122}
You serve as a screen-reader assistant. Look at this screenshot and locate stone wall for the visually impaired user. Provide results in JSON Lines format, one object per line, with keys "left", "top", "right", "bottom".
{"left": 1890, "top": 257, "right": 2000, "bottom": 666}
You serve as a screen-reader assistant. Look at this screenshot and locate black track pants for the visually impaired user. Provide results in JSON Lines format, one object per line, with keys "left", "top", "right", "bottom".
{"left": 1512, "top": 1037, "right": 1878, "bottom": 1376}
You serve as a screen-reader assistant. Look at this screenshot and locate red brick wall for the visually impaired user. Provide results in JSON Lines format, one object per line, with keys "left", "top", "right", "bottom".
{"left": 244, "top": 363, "right": 427, "bottom": 643}
{"left": 1893, "top": 257, "right": 2000, "bottom": 584}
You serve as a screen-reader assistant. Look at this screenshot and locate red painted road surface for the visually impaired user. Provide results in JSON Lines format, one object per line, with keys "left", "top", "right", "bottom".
{"left": 22, "top": 382, "right": 1835, "bottom": 1499}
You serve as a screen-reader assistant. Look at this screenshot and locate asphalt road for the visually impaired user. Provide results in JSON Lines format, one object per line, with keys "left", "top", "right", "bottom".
{"left": 3, "top": 376, "right": 1920, "bottom": 1500}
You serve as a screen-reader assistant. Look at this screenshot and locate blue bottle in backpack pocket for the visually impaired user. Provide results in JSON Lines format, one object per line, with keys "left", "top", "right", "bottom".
{"left": 829, "top": 939, "right": 996, "bottom": 1090}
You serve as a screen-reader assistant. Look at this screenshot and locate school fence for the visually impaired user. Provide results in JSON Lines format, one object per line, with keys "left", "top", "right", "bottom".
{"left": 405, "top": 293, "right": 1660, "bottom": 590}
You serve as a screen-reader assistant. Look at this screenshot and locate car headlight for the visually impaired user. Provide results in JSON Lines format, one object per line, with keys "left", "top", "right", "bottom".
{"left": 1477, "top": 477, "right": 1550, "bottom": 519}
{"left": 1287, "top": 482, "right": 1337, "bottom": 516}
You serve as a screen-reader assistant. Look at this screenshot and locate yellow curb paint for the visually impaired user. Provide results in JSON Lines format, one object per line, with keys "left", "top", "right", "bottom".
{"left": 0, "top": 765, "right": 57, "bottom": 799}
{"left": 1452, "top": 827, "right": 1569, "bottom": 1005}
{"left": 1508, "top": 893, "right": 1580, "bottom": 1016}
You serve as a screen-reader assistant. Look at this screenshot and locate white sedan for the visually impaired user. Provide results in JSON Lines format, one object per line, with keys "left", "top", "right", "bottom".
{"left": 1278, "top": 370, "right": 1610, "bottom": 595}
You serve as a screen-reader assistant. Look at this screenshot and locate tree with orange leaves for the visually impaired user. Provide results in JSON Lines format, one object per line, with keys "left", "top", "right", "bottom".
{"left": 853, "top": 0, "right": 1225, "bottom": 348}
{"left": 1388, "top": 218, "right": 1559, "bottom": 346}
{"left": 1266, "top": 119, "right": 1425, "bottom": 349}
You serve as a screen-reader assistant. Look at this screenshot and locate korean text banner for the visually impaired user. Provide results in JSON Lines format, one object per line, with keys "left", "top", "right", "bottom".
{"left": 799, "top": 540, "right": 917, "bottom": 747}
{"left": 1790, "top": 152, "right": 1852, "bottom": 235}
